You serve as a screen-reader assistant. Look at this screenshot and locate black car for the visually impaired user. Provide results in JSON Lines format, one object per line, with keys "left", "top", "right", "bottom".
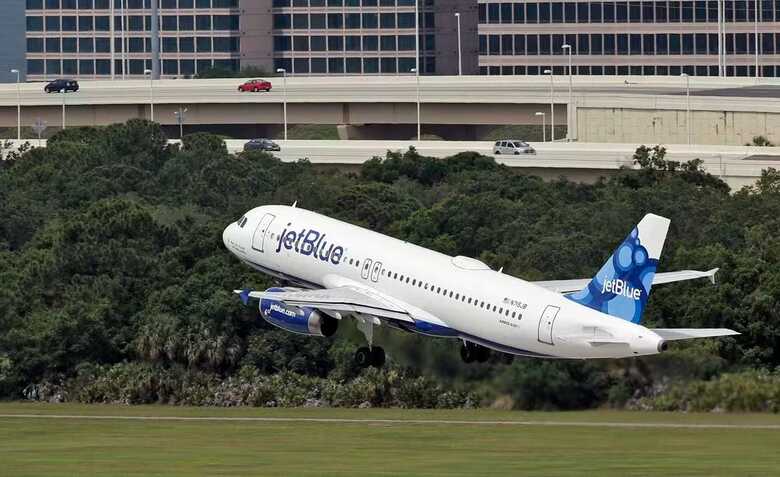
{"left": 44, "top": 79, "right": 79, "bottom": 93}
{"left": 244, "top": 138, "right": 280, "bottom": 152}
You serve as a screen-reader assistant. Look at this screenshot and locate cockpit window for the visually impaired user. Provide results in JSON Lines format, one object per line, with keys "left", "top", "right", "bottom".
{"left": 239, "top": 217, "right": 248, "bottom": 228}
{"left": 237, "top": 215, "right": 245, "bottom": 224}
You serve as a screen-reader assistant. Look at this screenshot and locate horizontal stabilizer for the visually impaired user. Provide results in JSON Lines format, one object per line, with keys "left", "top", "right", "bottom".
{"left": 534, "top": 268, "right": 719, "bottom": 294}
{"left": 652, "top": 328, "right": 740, "bottom": 341}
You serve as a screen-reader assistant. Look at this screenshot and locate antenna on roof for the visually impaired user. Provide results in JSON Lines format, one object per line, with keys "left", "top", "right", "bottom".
{"left": 291, "top": 201, "right": 297, "bottom": 208}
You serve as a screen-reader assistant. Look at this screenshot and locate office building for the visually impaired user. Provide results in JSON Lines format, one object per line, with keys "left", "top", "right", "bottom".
{"left": 477, "top": 0, "right": 780, "bottom": 77}
{"left": 1, "top": 1, "right": 27, "bottom": 83}
{"left": 266, "top": 0, "right": 478, "bottom": 75}
{"left": 19, "top": 0, "right": 478, "bottom": 81}
{"left": 23, "top": 0, "right": 241, "bottom": 81}
{"left": 15, "top": 1, "right": 780, "bottom": 81}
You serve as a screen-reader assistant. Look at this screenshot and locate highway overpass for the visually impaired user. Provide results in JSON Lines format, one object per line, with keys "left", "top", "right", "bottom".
{"left": 6, "top": 138, "right": 777, "bottom": 190}
{"left": 1, "top": 76, "right": 780, "bottom": 145}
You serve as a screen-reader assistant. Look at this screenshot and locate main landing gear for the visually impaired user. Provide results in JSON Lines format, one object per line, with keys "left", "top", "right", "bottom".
{"left": 460, "top": 341, "right": 490, "bottom": 364}
{"left": 355, "top": 346, "right": 386, "bottom": 368}
{"left": 354, "top": 315, "right": 386, "bottom": 368}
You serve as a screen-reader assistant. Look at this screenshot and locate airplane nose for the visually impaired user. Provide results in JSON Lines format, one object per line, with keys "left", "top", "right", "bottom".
{"left": 223, "top": 223, "right": 233, "bottom": 249}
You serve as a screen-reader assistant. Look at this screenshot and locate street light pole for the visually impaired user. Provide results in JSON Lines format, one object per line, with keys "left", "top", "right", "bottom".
{"left": 11, "top": 69, "right": 20, "bottom": 141}
{"left": 544, "top": 69, "right": 554, "bottom": 142}
{"left": 411, "top": 67, "right": 421, "bottom": 141}
{"left": 454, "top": 12, "right": 462, "bottom": 76}
{"left": 144, "top": 69, "right": 154, "bottom": 121}
{"left": 61, "top": 90, "right": 66, "bottom": 130}
{"left": 535, "top": 112, "right": 546, "bottom": 142}
{"left": 276, "top": 68, "right": 288, "bottom": 140}
{"left": 174, "top": 107, "right": 187, "bottom": 139}
{"left": 681, "top": 73, "right": 691, "bottom": 145}
{"left": 562, "top": 44, "right": 572, "bottom": 141}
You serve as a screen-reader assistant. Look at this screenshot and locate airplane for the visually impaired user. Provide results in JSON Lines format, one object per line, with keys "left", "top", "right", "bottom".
{"left": 223, "top": 205, "right": 738, "bottom": 367}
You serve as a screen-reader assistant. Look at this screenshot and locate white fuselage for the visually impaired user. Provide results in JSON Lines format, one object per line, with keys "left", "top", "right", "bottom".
{"left": 223, "top": 206, "right": 665, "bottom": 359}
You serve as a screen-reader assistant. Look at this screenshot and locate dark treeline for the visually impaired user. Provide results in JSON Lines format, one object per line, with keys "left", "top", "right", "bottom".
{"left": 1, "top": 120, "right": 779, "bottom": 411}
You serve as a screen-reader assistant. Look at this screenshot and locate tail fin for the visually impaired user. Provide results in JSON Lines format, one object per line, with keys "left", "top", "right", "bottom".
{"left": 566, "top": 214, "right": 670, "bottom": 324}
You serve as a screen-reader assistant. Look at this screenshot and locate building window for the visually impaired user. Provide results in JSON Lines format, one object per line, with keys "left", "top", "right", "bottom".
{"left": 27, "top": 38, "right": 44, "bottom": 52}
{"left": 26, "top": 16, "right": 44, "bottom": 31}
{"left": 46, "top": 37, "right": 61, "bottom": 53}
{"left": 45, "top": 16, "right": 60, "bottom": 31}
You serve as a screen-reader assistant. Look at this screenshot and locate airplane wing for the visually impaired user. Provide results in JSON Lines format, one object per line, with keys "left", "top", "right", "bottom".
{"left": 651, "top": 328, "right": 740, "bottom": 341}
{"left": 533, "top": 268, "right": 719, "bottom": 294}
{"left": 235, "top": 286, "right": 414, "bottom": 323}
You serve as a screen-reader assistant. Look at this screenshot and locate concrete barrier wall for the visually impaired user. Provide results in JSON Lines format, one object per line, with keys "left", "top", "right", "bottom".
{"left": 578, "top": 108, "right": 780, "bottom": 145}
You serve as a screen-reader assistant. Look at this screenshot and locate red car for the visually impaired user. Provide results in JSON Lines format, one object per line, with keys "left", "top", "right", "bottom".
{"left": 238, "top": 79, "right": 272, "bottom": 92}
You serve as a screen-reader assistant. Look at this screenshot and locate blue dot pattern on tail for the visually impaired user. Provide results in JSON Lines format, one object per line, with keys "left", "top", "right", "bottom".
{"left": 566, "top": 227, "right": 659, "bottom": 324}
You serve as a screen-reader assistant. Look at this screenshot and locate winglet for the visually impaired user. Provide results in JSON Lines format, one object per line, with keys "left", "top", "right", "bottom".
{"left": 236, "top": 288, "right": 252, "bottom": 306}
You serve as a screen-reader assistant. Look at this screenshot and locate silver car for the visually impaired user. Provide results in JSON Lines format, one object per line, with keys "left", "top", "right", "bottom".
{"left": 493, "top": 140, "right": 535, "bottom": 155}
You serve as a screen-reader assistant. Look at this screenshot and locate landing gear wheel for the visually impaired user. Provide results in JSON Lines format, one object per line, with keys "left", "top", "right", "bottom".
{"left": 461, "top": 342, "right": 490, "bottom": 364}
{"left": 370, "top": 346, "right": 386, "bottom": 368}
{"left": 460, "top": 344, "right": 476, "bottom": 363}
{"left": 476, "top": 346, "right": 491, "bottom": 363}
{"left": 355, "top": 347, "right": 372, "bottom": 368}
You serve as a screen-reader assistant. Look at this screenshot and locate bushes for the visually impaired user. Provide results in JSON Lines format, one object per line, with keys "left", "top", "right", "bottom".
{"left": 22, "top": 363, "right": 477, "bottom": 409}
{"left": 632, "top": 370, "right": 780, "bottom": 413}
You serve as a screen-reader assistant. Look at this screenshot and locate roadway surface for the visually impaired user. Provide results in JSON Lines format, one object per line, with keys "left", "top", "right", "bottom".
{"left": 8, "top": 138, "right": 778, "bottom": 190}
{"left": 1, "top": 76, "right": 780, "bottom": 112}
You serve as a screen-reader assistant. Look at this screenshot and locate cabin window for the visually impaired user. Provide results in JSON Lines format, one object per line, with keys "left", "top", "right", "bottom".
{"left": 412, "top": 279, "right": 416, "bottom": 286}
{"left": 480, "top": 301, "right": 484, "bottom": 308}
{"left": 436, "top": 287, "right": 441, "bottom": 293}
{"left": 468, "top": 298, "right": 472, "bottom": 304}
{"left": 455, "top": 293, "right": 459, "bottom": 300}
{"left": 394, "top": 273, "right": 398, "bottom": 279}
{"left": 512, "top": 312, "right": 516, "bottom": 318}
{"left": 356, "top": 261, "right": 360, "bottom": 268}
{"left": 493, "top": 305, "right": 497, "bottom": 312}
{"left": 424, "top": 283, "right": 428, "bottom": 290}
{"left": 349, "top": 258, "right": 353, "bottom": 265}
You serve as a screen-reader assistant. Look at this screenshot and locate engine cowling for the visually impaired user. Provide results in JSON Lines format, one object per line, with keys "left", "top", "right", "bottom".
{"left": 259, "top": 288, "right": 338, "bottom": 337}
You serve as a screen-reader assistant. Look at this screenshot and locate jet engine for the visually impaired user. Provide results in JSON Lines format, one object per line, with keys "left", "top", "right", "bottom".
{"left": 259, "top": 288, "right": 338, "bottom": 337}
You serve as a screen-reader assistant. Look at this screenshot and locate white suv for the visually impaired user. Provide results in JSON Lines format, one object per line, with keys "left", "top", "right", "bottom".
{"left": 493, "top": 140, "right": 535, "bottom": 155}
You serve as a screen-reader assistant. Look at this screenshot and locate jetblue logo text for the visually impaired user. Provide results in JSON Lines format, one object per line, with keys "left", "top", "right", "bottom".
{"left": 266, "top": 302, "right": 299, "bottom": 318}
{"left": 276, "top": 223, "right": 344, "bottom": 265}
{"left": 601, "top": 279, "right": 641, "bottom": 300}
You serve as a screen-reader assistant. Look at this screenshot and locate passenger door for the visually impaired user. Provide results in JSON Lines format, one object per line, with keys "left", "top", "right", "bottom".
{"left": 537, "top": 305, "right": 559, "bottom": 345}
{"left": 252, "top": 213, "right": 276, "bottom": 252}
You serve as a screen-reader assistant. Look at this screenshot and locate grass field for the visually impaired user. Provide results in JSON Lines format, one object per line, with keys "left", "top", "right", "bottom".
{"left": 1, "top": 403, "right": 779, "bottom": 476}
